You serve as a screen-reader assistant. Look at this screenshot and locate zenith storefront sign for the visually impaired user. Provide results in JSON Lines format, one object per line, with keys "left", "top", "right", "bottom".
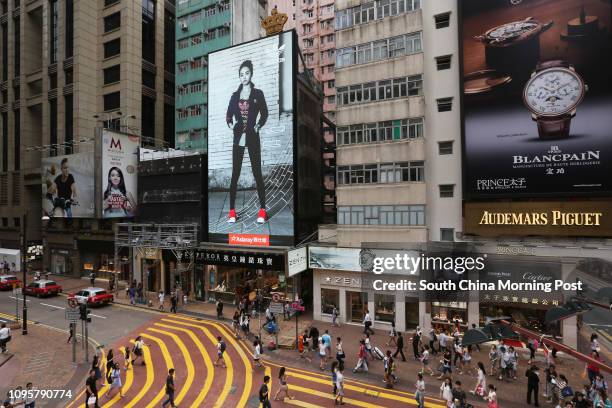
{"left": 465, "top": 201, "right": 612, "bottom": 237}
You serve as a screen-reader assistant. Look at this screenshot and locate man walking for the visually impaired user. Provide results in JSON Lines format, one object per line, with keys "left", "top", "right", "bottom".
{"left": 214, "top": 336, "right": 227, "bottom": 368}
{"left": 170, "top": 291, "right": 178, "bottom": 314}
{"left": 85, "top": 369, "right": 99, "bottom": 408}
{"left": 0, "top": 323, "right": 11, "bottom": 354}
{"left": 363, "top": 310, "right": 374, "bottom": 335}
{"left": 393, "top": 331, "right": 407, "bottom": 361}
{"left": 161, "top": 368, "right": 176, "bottom": 408}
{"left": 259, "top": 375, "right": 271, "bottom": 408}
{"left": 90, "top": 272, "right": 96, "bottom": 287}
{"left": 353, "top": 339, "right": 369, "bottom": 373}
{"left": 412, "top": 328, "right": 421, "bottom": 360}
{"left": 67, "top": 322, "right": 76, "bottom": 344}
{"left": 526, "top": 365, "right": 540, "bottom": 406}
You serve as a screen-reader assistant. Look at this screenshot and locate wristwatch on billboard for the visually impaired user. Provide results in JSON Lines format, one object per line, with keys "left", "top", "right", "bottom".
{"left": 522, "top": 60, "right": 587, "bottom": 139}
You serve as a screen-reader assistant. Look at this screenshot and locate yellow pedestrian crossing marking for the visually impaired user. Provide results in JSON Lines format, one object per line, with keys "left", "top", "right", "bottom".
{"left": 265, "top": 365, "right": 273, "bottom": 401}
{"left": 124, "top": 340, "right": 154, "bottom": 408}
{"left": 599, "top": 329, "right": 612, "bottom": 343}
{"left": 285, "top": 399, "right": 326, "bottom": 408}
{"left": 154, "top": 322, "right": 214, "bottom": 408}
{"left": 289, "top": 383, "right": 381, "bottom": 408}
{"left": 141, "top": 333, "right": 175, "bottom": 408}
{"left": 147, "top": 327, "right": 195, "bottom": 406}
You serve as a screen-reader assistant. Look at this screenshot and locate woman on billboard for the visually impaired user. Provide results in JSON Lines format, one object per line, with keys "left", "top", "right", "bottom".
{"left": 103, "top": 167, "right": 135, "bottom": 217}
{"left": 225, "top": 60, "right": 269, "bottom": 224}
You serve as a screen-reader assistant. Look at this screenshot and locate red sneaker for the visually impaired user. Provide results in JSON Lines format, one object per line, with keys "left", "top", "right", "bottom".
{"left": 228, "top": 209, "right": 237, "bottom": 223}
{"left": 256, "top": 208, "right": 267, "bottom": 224}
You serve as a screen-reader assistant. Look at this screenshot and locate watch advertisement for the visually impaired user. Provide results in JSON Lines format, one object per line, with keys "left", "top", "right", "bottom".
{"left": 207, "top": 31, "right": 295, "bottom": 246}
{"left": 461, "top": 0, "right": 612, "bottom": 198}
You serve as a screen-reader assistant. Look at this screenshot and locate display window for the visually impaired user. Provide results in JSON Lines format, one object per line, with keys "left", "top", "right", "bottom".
{"left": 375, "top": 294, "right": 395, "bottom": 323}
{"left": 321, "top": 288, "right": 339, "bottom": 315}
{"left": 207, "top": 265, "right": 288, "bottom": 304}
{"left": 431, "top": 301, "right": 468, "bottom": 328}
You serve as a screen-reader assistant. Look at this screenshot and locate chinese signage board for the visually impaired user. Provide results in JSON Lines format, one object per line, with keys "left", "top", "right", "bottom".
{"left": 207, "top": 31, "right": 296, "bottom": 246}
{"left": 464, "top": 201, "right": 612, "bottom": 237}
{"left": 41, "top": 152, "right": 95, "bottom": 218}
{"left": 195, "top": 249, "right": 285, "bottom": 270}
{"left": 460, "top": 0, "right": 612, "bottom": 198}
{"left": 101, "top": 130, "right": 139, "bottom": 218}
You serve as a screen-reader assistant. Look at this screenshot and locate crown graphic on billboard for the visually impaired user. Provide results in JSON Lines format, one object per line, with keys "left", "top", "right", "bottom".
{"left": 261, "top": 6, "right": 288, "bottom": 36}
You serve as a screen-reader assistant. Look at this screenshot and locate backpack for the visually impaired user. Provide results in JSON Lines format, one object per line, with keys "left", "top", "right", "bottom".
{"left": 220, "top": 341, "right": 226, "bottom": 353}
{"left": 561, "top": 386, "right": 574, "bottom": 398}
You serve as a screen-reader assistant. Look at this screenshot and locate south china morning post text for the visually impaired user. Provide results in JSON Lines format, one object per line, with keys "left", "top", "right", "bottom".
{"left": 369, "top": 253, "right": 583, "bottom": 294}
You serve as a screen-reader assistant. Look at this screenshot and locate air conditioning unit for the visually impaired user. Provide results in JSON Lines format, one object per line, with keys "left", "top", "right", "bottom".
{"left": 180, "top": 22, "right": 188, "bottom": 31}
{"left": 223, "top": 22, "right": 231, "bottom": 28}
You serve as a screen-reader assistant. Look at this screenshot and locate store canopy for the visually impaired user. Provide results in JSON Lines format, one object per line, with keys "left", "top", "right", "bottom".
{"left": 461, "top": 328, "right": 491, "bottom": 346}
{"left": 544, "top": 299, "right": 592, "bottom": 325}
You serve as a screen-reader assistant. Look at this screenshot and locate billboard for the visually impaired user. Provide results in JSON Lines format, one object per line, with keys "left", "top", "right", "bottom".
{"left": 461, "top": 0, "right": 612, "bottom": 198}
{"left": 101, "top": 130, "right": 139, "bottom": 218}
{"left": 42, "top": 152, "right": 95, "bottom": 218}
{"left": 208, "top": 31, "right": 295, "bottom": 246}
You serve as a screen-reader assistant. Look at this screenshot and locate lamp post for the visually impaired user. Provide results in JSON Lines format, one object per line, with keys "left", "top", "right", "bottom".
{"left": 20, "top": 212, "right": 28, "bottom": 335}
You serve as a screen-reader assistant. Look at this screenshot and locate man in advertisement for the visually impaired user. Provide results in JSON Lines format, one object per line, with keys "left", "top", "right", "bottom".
{"left": 462, "top": 0, "right": 612, "bottom": 198}
{"left": 42, "top": 153, "right": 94, "bottom": 218}
{"left": 47, "top": 158, "right": 78, "bottom": 218}
{"left": 208, "top": 31, "right": 295, "bottom": 246}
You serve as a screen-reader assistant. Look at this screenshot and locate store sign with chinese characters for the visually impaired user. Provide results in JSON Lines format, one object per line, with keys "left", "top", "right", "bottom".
{"left": 195, "top": 249, "right": 285, "bottom": 270}
{"left": 481, "top": 293, "right": 560, "bottom": 307}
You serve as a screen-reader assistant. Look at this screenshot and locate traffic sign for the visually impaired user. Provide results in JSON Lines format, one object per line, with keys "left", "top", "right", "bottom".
{"left": 269, "top": 302, "right": 284, "bottom": 315}
{"left": 65, "top": 309, "right": 80, "bottom": 322}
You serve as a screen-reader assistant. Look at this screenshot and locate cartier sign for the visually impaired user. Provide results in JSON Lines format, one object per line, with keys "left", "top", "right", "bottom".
{"left": 464, "top": 201, "right": 612, "bottom": 237}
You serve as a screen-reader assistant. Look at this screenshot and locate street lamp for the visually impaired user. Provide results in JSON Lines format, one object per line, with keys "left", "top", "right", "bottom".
{"left": 20, "top": 212, "right": 28, "bottom": 335}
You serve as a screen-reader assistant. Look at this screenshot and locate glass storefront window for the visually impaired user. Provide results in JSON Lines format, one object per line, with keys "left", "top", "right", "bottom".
{"left": 431, "top": 301, "right": 468, "bottom": 327}
{"left": 375, "top": 293, "right": 395, "bottom": 323}
{"left": 321, "top": 288, "right": 339, "bottom": 315}
{"left": 405, "top": 298, "right": 419, "bottom": 329}
{"left": 51, "top": 250, "right": 71, "bottom": 275}
{"left": 207, "top": 266, "right": 289, "bottom": 304}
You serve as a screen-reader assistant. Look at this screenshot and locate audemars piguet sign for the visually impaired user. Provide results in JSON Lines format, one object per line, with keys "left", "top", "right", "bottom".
{"left": 464, "top": 201, "right": 612, "bottom": 237}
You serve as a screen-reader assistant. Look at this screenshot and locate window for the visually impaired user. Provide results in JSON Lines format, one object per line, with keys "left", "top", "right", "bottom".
{"left": 437, "top": 97, "right": 453, "bottom": 112}
{"left": 103, "top": 91, "right": 120, "bottom": 111}
{"left": 104, "top": 38, "right": 121, "bottom": 59}
{"left": 14, "top": 18, "right": 19, "bottom": 76}
{"left": 321, "top": 289, "right": 339, "bottom": 315}
{"left": 434, "top": 12, "right": 451, "bottom": 29}
{"left": 1, "top": 113, "right": 6, "bottom": 172}
{"left": 13, "top": 109, "right": 19, "bottom": 170}
{"left": 338, "top": 205, "right": 425, "bottom": 226}
{"left": 142, "top": 69, "right": 155, "bottom": 89}
{"left": 104, "top": 12, "right": 121, "bottom": 33}
{"left": 218, "top": 26, "right": 230, "bottom": 37}
{"left": 303, "top": 38, "right": 313, "bottom": 48}
{"left": 439, "top": 184, "right": 454, "bottom": 198}
{"left": 327, "top": 80, "right": 335, "bottom": 89}
{"left": 1, "top": 218, "right": 6, "bottom": 227}
{"left": 65, "top": 68, "right": 73, "bottom": 84}
{"left": 337, "top": 161, "right": 424, "bottom": 185}
{"left": 409, "top": 161, "right": 424, "bottom": 181}
{"left": 142, "top": 0, "right": 155, "bottom": 63}
{"left": 105, "top": 0, "right": 120, "bottom": 6}
{"left": 66, "top": 0, "right": 73, "bottom": 57}
{"left": 103, "top": 65, "right": 120, "bottom": 85}
{"left": 337, "top": 118, "right": 423, "bottom": 145}
{"left": 64, "top": 95, "right": 73, "bottom": 152}
{"left": 407, "top": 75, "right": 422, "bottom": 96}
{"left": 303, "top": 23, "right": 312, "bottom": 33}
{"left": 141, "top": 95, "right": 155, "bottom": 142}
{"left": 49, "top": 0, "right": 58, "bottom": 64}
{"left": 164, "top": 10, "right": 175, "bottom": 73}
{"left": 50, "top": 100, "right": 57, "bottom": 154}
{"left": 375, "top": 294, "right": 394, "bottom": 323}
{"left": 438, "top": 141, "right": 453, "bottom": 155}
{"left": 2, "top": 24, "right": 7, "bottom": 81}
{"left": 440, "top": 228, "right": 455, "bottom": 242}
{"left": 49, "top": 73, "right": 57, "bottom": 90}
{"left": 327, "top": 95, "right": 335, "bottom": 104}
{"left": 13, "top": 217, "right": 19, "bottom": 227}
{"left": 436, "top": 55, "right": 452, "bottom": 70}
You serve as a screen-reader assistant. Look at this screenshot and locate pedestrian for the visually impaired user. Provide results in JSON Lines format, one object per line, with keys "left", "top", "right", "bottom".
{"left": 508, "top": 346, "right": 518, "bottom": 380}
{"left": 573, "top": 392, "right": 589, "bottom": 408}
{"left": 161, "top": 368, "right": 176, "bottom": 408}
{"left": 593, "top": 389, "right": 611, "bottom": 408}
{"left": 594, "top": 374, "right": 608, "bottom": 393}
{"left": 440, "top": 377, "right": 453, "bottom": 408}
{"left": 420, "top": 344, "right": 434, "bottom": 376}
{"left": 322, "top": 330, "right": 332, "bottom": 356}
{"left": 586, "top": 351, "right": 602, "bottom": 385}
{"left": 214, "top": 336, "right": 227, "bottom": 368}
{"left": 274, "top": 367, "right": 294, "bottom": 401}
{"left": 415, "top": 372, "right": 426, "bottom": 408}
{"left": 471, "top": 361, "right": 487, "bottom": 398}
{"left": 109, "top": 275, "right": 115, "bottom": 292}
{"left": 232, "top": 310, "right": 241, "bottom": 338}
{"left": 526, "top": 364, "right": 540, "bottom": 406}
{"left": 353, "top": 339, "right": 369, "bottom": 373}
{"left": 453, "top": 340, "right": 463, "bottom": 373}
{"left": 452, "top": 381, "right": 467, "bottom": 408}
{"left": 387, "top": 321, "right": 397, "bottom": 347}
{"left": 85, "top": 369, "right": 99, "bottom": 408}
{"left": 318, "top": 337, "right": 328, "bottom": 370}
{"left": 123, "top": 345, "right": 131, "bottom": 371}
{"left": 105, "top": 362, "right": 123, "bottom": 399}
{"left": 92, "top": 351, "right": 102, "bottom": 385}
{"left": 331, "top": 360, "right": 339, "bottom": 396}
{"left": 544, "top": 364, "right": 558, "bottom": 402}
{"left": 253, "top": 339, "right": 263, "bottom": 368}
{"left": 128, "top": 285, "right": 136, "bottom": 305}
{"left": 259, "top": 375, "right": 271, "bottom": 408}
{"left": 240, "top": 312, "right": 250, "bottom": 339}
{"left": 498, "top": 346, "right": 508, "bottom": 380}
{"left": 413, "top": 327, "right": 422, "bottom": 360}
{"left": 23, "top": 382, "right": 35, "bottom": 408}
{"left": 0, "top": 323, "right": 11, "bottom": 354}
{"left": 308, "top": 326, "right": 320, "bottom": 352}
{"left": 364, "top": 333, "right": 374, "bottom": 360}
{"left": 591, "top": 334, "right": 601, "bottom": 353}
{"left": 298, "top": 330, "right": 312, "bottom": 363}
{"left": 170, "top": 291, "right": 178, "bottom": 314}
{"left": 216, "top": 299, "right": 223, "bottom": 319}
{"left": 90, "top": 271, "right": 96, "bottom": 287}
{"left": 158, "top": 291, "right": 165, "bottom": 311}
{"left": 429, "top": 327, "right": 438, "bottom": 355}
{"left": 439, "top": 330, "right": 448, "bottom": 354}
{"left": 383, "top": 350, "right": 394, "bottom": 388}
{"left": 438, "top": 350, "right": 453, "bottom": 380}
{"left": 393, "top": 331, "right": 406, "bottom": 361}
{"left": 462, "top": 346, "right": 474, "bottom": 376}
{"left": 363, "top": 309, "right": 374, "bottom": 335}
{"left": 331, "top": 306, "right": 339, "bottom": 327}
{"left": 335, "top": 365, "right": 345, "bottom": 405}
{"left": 489, "top": 345, "right": 498, "bottom": 377}
{"left": 527, "top": 337, "right": 538, "bottom": 364}
{"left": 486, "top": 384, "right": 498, "bottom": 408}
{"left": 131, "top": 336, "right": 146, "bottom": 366}
{"left": 106, "top": 349, "right": 115, "bottom": 375}
{"left": 67, "top": 322, "right": 76, "bottom": 344}
{"left": 335, "top": 337, "right": 345, "bottom": 363}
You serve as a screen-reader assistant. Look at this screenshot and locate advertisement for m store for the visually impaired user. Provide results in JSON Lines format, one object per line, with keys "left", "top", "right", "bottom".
{"left": 207, "top": 31, "right": 295, "bottom": 246}
{"left": 461, "top": 0, "right": 612, "bottom": 198}
{"left": 101, "top": 130, "right": 139, "bottom": 218}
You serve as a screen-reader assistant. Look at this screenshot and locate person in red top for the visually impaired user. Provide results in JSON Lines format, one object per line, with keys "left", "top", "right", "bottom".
{"left": 586, "top": 350, "right": 601, "bottom": 384}
{"left": 353, "top": 339, "right": 369, "bottom": 373}
{"left": 298, "top": 330, "right": 311, "bottom": 362}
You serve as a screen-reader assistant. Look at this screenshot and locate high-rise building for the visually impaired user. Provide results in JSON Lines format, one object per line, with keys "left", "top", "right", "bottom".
{"left": 174, "top": 0, "right": 267, "bottom": 151}
{"left": 311, "top": 0, "right": 463, "bottom": 331}
{"left": 0, "top": 0, "right": 175, "bottom": 277}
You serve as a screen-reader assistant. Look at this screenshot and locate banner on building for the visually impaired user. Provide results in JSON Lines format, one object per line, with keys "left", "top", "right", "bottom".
{"left": 101, "top": 130, "right": 139, "bottom": 218}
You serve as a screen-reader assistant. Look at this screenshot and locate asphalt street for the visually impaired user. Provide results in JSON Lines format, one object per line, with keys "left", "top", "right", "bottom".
{"left": 0, "top": 290, "right": 158, "bottom": 346}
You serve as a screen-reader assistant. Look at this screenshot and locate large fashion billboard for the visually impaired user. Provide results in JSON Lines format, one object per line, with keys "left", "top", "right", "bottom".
{"left": 207, "top": 31, "right": 295, "bottom": 246}
{"left": 101, "top": 130, "right": 139, "bottom": 218}
{"left": 461, "top": 0, "right": 612, "bottom": 198}
{"left": 42, "top": 152, "right": 95, "bottom": 218}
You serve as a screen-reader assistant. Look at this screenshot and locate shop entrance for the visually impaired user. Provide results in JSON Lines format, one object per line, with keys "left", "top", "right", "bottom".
{"left": 346, "top": 291, "right": 367, "bottom": 323}
{"left": 405, "top": 298, "right": 420, "bottom": 330}
{"left": 142, "top": 259, "right": 159, "bottom": 292}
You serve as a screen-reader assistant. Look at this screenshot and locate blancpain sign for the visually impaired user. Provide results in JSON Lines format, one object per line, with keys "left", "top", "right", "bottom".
{"left": 513, "top": 150, "right": 600, "bottom": 164}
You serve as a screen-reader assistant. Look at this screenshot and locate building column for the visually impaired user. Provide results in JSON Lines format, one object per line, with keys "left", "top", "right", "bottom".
{"left": 313, "top": 271, "right": 322, "bottom": 321}
{"left": 338, "top": 287, "right": 347, "bottom": 326}
{"left": 420, "top": 301, "right": 430, "bottom": 332}
{"left": 562, "top": 316, "right": 578, "bottom": 349}
{"left": 395, "top": 296, "right": 406, "bottom": 332}
{"left": 468, "top": 301, "right": 480, "bottom": 328}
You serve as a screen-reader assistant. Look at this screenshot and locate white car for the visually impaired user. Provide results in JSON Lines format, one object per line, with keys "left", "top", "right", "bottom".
{"left": 70, "top": 287, "right": 114, "bottom": 306}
